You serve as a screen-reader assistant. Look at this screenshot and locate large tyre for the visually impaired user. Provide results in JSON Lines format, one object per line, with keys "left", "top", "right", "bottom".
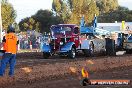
{"left": 43, "top": 52, "right": 50, "bottom": 59}
{"left": 68, "top": 47, "right": 76, "bottom": 59}
{"left": 105, "top": 38, "right": 116, "bottom": 56}
{"left": 83, "top": 42, "right": 94, "bottom": 57}
{"left": 89, "top": 41, "right": 94, "bottom": 57}
{"left": 89, "top": 46, "right": 94, "bottom": 57}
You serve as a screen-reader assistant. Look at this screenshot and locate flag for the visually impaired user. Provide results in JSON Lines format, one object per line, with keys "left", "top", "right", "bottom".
{"left": 93, "top": 14, "right": 97, "bottom": 28}
{"left": 80, "top": 15, "right": 85, "bottom": 27}
{"left": 122, "top": 21, "right": 125, "bottom": 31}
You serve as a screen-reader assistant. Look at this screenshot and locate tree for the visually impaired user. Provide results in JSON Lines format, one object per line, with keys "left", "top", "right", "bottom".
{"left": 32, "top": 9, "right": 63, "bottom": 32}
{"left": 52, "top": 0, "right": 99, "bottom": 25}
{"left": 19, "top": 17, "right": 29, "bottom": 31}
{"left": 96, "top": 0, "right": 119, "bottom": 14}
{"left": 98, "top": 6, "right": 132, "bottom": 23}
{"left": 1, "top": 0, "right": 16, "bottom": 31}
{"left": 19, "top": 17, "right": 41, "bottom": 32}
{"left": 52, "top": 0, "right": 120, "bottom": 24}
{"left": 13, "top": 22, "right": 20, "bottom": 33}
{"left": 19, "top": 10, "right": 62, "bottom": 33}
{"left": 52, "top": 0, "right": 71, "bottom": 23}
{"left": 118, "top": 6, "right": 129, "bottom": 11}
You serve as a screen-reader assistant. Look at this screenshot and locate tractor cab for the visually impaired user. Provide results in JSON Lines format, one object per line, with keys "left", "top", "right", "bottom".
{"left": 50, "top": 24, "right": 80, "bottom": 51}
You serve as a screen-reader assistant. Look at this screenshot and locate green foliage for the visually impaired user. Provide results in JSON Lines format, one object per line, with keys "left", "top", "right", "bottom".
{"left": 1, "top": 0, "right": 16, "bottom": 31}
{"left": 67, "top": 0, "right": 99, "bottom": 24}
{"left": 19, "top": 17, "right": 29, "bottom": 31}
{"left": 19, "top": 17, "right": 41, "bottom": 32}
{"left": 96, "top": 0, "right": 119, "bottom": 13}
{"left": 52, "top": 0, "right": 62, "bottom": 16}
{"left": 19, "top": 0, "right": 132, "bottom": 33}
{"left": 13, "top": 22, "right": 20, "bottom": 33}
{"left": 52, "top": 0, "right": 71, "bottom": 23}
{"left": 52, "top": 0, "right": 119, "bottom": 25}
{"left": 19, "top": 10, "right": 62, "bottom": 33}
{"left": 52, "top": 0, "right": 99, "bottom": 24}
{"left": 32, "top": 9, "right": 63, "bottom": 32}
{"left": 98, "top": 6, "right": 132, "bottom": 23}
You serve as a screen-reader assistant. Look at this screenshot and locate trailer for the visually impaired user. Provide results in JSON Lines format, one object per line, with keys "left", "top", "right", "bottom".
{"left": 108, "top": 30, "right": 132, "bottom": 53}
{"left": 123, "top": 34, "right": 132, "bottom": 53}
{"left": 89, "top": 15, "right": 132, "bottom": 53}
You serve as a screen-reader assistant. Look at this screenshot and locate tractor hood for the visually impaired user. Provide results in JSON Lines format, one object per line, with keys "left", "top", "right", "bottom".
{"left": 50, "top": 24, "right": 77, "bottom": 38}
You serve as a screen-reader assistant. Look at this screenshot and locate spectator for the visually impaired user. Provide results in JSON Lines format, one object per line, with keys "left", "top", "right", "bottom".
{"left": 0, "top": 25, "right": 19, "bottom": 76}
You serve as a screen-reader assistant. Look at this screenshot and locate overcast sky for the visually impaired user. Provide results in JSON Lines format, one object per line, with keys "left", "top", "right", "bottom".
{"left": 8, "top": 0, "right": 132, "bottom": 23}
{"left": 119, "top": 0, "right": 132, "bottom": 9}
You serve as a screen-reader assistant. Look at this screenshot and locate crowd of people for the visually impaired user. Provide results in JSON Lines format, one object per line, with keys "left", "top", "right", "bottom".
{"left": 17, "top": 31, "right": 42, "bottom": 50}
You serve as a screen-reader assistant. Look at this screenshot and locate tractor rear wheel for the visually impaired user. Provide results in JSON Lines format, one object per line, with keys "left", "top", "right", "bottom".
{"left": 83, "top": 42, "right": 94, "bottom": 57}
{"left": 68, "top": 47, "right": 76, "bottom": 59}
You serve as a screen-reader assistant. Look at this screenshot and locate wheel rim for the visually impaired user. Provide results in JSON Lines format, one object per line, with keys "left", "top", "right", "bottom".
{"left": 89, "top": 44, "right": 94, "bottom": 54}
{"left": 72, "top": 48, "right": 75, "bottom": 58}
{"left": 90, "top": 47, "right": 94, "bottom": 54}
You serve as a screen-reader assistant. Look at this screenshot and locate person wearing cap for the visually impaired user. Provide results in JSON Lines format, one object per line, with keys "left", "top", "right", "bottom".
{"left": 0, "top": 25, "right": 19, "bottom": 76}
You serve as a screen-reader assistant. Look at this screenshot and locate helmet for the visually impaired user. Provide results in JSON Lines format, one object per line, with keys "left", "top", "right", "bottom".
{"left": 7, "top": 24, "right": 15, "bottom": 33}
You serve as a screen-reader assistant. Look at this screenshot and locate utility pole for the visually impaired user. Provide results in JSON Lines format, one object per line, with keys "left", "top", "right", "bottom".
{"left": 0, "top": 1, "right": 3, "bottom": 43}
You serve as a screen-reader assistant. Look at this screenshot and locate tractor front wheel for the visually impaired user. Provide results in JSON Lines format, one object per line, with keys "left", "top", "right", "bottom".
{"left": 89, "top": 42, "right": 94, "bottom": 57}
{"left": 68, "top": 48, "right": 76, "bottom": 59}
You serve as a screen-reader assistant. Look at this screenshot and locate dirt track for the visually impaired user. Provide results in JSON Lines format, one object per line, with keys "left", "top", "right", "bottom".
{"left": 1, "top": 66, "right": 132, "bottom": 88}
{"left": 0, "top": 52, "right": 132, "bottom": 88}
{"left": 16, "top": 52, "right": 132, "bottom": 67}
{"left": 5, "top": 66, "right": 132, "bottom": 88}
